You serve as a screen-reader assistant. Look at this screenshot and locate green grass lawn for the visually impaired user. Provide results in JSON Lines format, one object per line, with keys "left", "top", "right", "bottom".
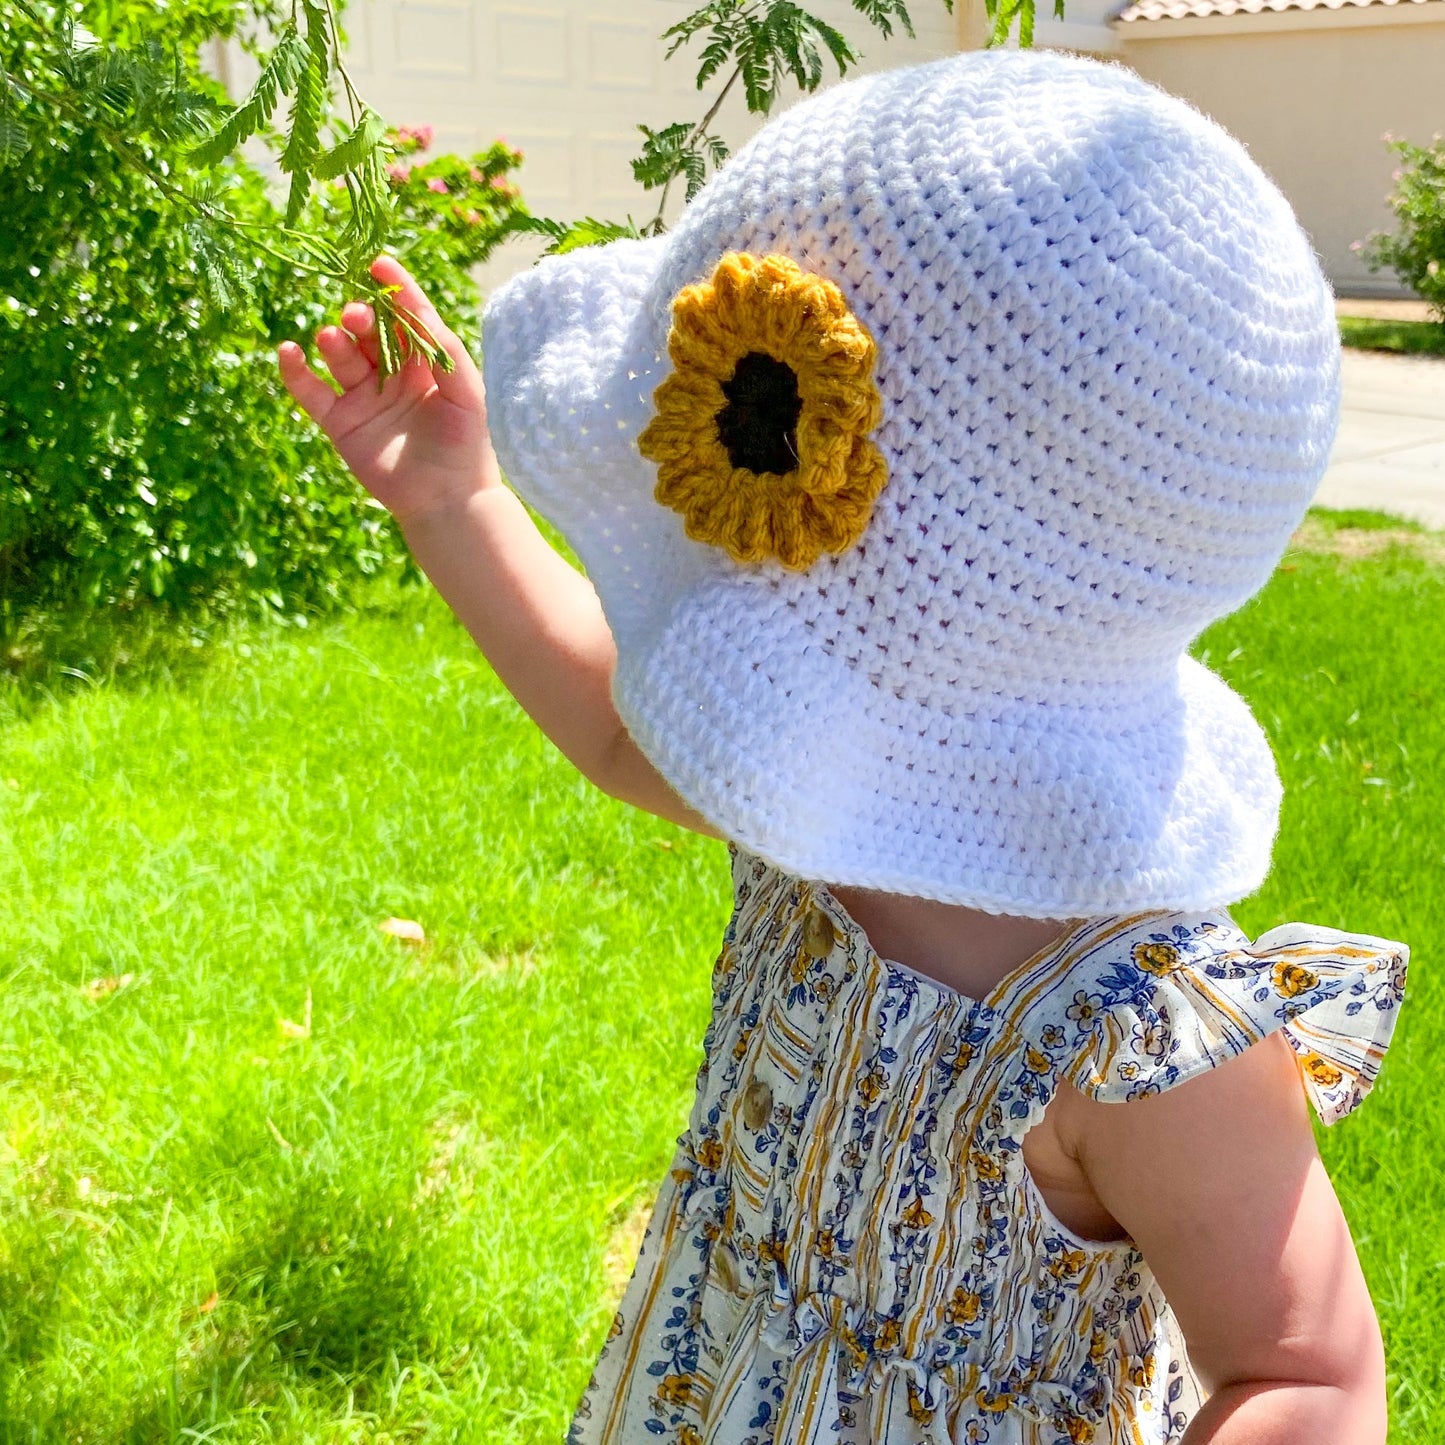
{"left": 1339, "top": 315, "right": 1445, "bottom": 358}
{"left": 0, "top": 513, "right": 1442, "bottom": 1442}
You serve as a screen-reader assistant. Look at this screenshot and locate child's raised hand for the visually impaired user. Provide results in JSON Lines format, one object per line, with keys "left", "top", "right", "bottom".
{"left": 277, "top": 254, "right": 502, "bottom": 526}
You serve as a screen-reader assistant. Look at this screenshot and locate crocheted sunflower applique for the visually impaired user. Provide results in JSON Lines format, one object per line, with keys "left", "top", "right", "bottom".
{"left": 637, "top": 251, "right": 888, "bottom": 571}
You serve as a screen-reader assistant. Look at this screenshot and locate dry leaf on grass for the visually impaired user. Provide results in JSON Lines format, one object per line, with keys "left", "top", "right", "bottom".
{"left": 199, "top": 1291, "right": 219, "bottom": 1314}
{"left": 278, "top": 987, "right": 312, "bottom": 1040}
{"left": 265, "top": 1116, "right": 299, "bottom": 1152}
{"left": 380, "top": 917, "right": 426, "bottom": 945}
{"left": 81, "top": 973, "right": 134, "bottom": 1001}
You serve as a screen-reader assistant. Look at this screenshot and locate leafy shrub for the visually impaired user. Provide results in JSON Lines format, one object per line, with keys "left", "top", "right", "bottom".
{"left": 0, "top": 0, "right": 1003, "bottom": 674}
{"left": 0, "top": 1, "right": 525, "bottom": 669}
{"left": 1357, "top": 134, "right": 1445, "bottom": 321}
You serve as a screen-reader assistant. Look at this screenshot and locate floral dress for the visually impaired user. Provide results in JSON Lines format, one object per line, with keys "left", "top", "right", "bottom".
{"left": 568, "top": 845, "right": 1408, "bottom": 1445}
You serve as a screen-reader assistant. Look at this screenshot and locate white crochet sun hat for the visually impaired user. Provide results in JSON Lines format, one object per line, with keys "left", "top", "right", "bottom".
{"left": 480, "top": 49, "right": 1340, "bottom": 918}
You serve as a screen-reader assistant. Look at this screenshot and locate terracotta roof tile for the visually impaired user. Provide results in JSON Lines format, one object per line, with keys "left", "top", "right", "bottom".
{"left": 1113, "top": 0, "right": 1442, "bottom": 24}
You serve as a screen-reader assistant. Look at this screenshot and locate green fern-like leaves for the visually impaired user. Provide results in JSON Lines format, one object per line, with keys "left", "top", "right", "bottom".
{"left": 363, "top": 281, "right": 454, "bottom": 382}
{"left": 0, "top": 112, "right": 31, "bottom": 167}
{"left": 280, "top": 0, "right": 331, "bottom": 224}
{"left": 184, "top": 214, "right": 254, "bottom": 312}
{"left": 983, "top": 0, "right": 1056, "bottom": 45}
{"left": 190, "top": 22, "right": 306, "bottom": 167}
{"left": 506, "top": 214, "right": 643, "bottom": 256}
{"left": 0, "top": 65, "right": 31, "bottom": 169}
{"left": 633, "top": 122, "right": 728, "bottom": 204}
{"left": 848, "top": 0, "right": 927, "bottom": 39}
{"left": 314, "top": 107, "right": 384, "bottom": 181}
{"left": 645, "top": 0, "right": 942, "bottom": 222}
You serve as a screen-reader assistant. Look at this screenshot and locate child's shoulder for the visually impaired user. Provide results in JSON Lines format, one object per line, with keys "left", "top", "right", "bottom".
{"left": 1013, "top": 908, "right": 1409, "bottom": 1128}
{"left": 723, "top": 842, "right": 1408, "bottom": 1128}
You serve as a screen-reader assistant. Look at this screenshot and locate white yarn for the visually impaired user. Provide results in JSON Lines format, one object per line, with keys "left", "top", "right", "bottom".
{"left": 481, "top": 49, "right": 1341, "bottom": 916}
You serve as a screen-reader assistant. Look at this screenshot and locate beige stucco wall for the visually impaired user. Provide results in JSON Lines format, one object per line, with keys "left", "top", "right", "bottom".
{"left": 327, "top": 0, "right": 957, "bottom": 291}
{"left": 1116, "top": 12, "right": 1445, "bottom": 296}
{"left": 225, "top": 3, "right": 1442, "bottom": 299}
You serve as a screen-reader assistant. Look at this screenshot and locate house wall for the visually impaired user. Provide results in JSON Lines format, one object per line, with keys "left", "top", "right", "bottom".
{"left": 1116, "top": 11, "right": 1445, "bottom": 296}
{"left": 224, "top": 3, "right": 1442, "bottom": 300}
{"left": 327, "top": 0, "right": 958, "bottom": 291}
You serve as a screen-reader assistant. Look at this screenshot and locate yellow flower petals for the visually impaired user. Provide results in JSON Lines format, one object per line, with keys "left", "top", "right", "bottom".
{"left": 637, "top": 251, "right": 888, "bottom": 571}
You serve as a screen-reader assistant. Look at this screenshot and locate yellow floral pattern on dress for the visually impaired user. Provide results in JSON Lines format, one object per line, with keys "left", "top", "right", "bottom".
{"left": 1300, "top": 1051, "right": 1344, "bottom": 1088}
{"left": 637, "top": 252, "right": 888, "bottom": 571}
{"left": 567, "top": 848, "right": 1407, "bottom": 1445}
{"left": 1132, "top": 941, "right": 1181, "bottom": 977}
{"left": 1271, "top": 960, "right": 1319, "bottom": 998}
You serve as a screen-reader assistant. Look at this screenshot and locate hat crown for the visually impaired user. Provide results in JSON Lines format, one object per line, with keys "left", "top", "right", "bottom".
{"left": 648, "top": 50, "right": 1339, "bottom": 705}
{"left": 479, "top": 50, "right": 1332, "bottom": 912}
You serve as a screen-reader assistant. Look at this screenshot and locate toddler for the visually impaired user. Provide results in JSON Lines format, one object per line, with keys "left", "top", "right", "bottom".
{"left": 278, "top": 50, "right": 1409, "bottom": 1445}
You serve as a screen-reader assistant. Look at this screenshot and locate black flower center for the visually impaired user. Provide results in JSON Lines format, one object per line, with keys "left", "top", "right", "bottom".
{"left": 716, "top": 351, "right": 802, "bottom": 475}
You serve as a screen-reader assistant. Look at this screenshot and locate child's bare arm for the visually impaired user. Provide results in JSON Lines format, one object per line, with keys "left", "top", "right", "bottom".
{"left": 1060, "top": 1032, "right": 1386, "bottom": 1443}
{"left": 277, "top": 256, "right": 719, "bottom": 839}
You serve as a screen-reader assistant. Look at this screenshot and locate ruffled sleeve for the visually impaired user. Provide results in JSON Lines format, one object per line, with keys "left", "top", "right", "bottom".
{"left": 1056, "top": 916, "right": 1409, "bottom": 1126}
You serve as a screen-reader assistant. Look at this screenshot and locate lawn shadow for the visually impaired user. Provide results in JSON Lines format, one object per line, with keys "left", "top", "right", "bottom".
{"left": 0, "top": 1217, "right": 88, "bottom": 1431}
{"left": 0, "top": 574, "right": 434, "bottom": 723}
{"left": 113, "top": 1175, "right": 443, "bottom": 1442}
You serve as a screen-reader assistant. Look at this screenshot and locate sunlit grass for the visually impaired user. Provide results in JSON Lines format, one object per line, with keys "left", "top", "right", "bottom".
{"left": 1339, "top": 315, "right": 1445, "bottom": 358}
{"left": 0, "top": 510, "right": 1440, "bottom": 1441}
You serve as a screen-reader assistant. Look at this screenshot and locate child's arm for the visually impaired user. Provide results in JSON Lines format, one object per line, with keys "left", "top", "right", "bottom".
{"left": 277, "top": 255, "right": 720, "bottom": 840}
{"left": 1059, "top": 1031, "right": 1387, "bottom": 1443}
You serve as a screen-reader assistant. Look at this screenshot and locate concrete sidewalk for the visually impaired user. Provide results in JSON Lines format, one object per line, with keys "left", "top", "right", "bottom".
{"left": 1317, "top": 348, "right": 1445, "bottom": 528}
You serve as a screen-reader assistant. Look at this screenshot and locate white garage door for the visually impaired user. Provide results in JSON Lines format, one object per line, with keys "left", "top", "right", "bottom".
{"left": 340, "top": 0, "right": 962, "bottom": 287}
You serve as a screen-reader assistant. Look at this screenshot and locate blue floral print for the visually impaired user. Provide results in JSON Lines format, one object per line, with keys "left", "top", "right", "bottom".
{"left": 567, "top": 847, "right": 1408, "bottom": 1445}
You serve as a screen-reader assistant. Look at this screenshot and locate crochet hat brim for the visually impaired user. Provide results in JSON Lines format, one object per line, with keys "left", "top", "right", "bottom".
{"left": 481, "top": 235, "right": 733, "bottom": 655}
{"left": 614, "top": 571, "right": 1282, "bottom": 916}
{"left": 482, "top": 234, "right": 1284, "bottom": 917}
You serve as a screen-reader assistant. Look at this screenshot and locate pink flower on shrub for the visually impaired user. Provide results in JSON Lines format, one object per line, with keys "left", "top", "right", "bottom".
{"left": 396, "top": 123, "right": 435, "bottom": 151}
{"left": 426, "top": 177, "right": 449, "bottom": 194}
{"left": 464, "top": 208, "right": 483, "bottom": 226}
{"left": 469, "top": 166, "right": 485, "bottom": 183}
{"left": 386, "top": 162, "right": 412, "bottom": 185}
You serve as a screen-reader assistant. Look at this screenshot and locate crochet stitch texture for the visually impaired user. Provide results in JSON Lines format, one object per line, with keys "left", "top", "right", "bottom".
{"left": 480, "top": 50, "right": 1342, "bottom": 916}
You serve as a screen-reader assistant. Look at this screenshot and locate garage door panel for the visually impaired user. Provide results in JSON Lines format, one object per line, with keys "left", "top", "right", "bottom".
{"left": 432, "top": 122, "right": 480, "bottom": 153}
{"left": 393, "top": 0, "right": 476, "bottom": 77}
{"left": 585, "top": 130, "right": 656, "bottom": 210}
{"left": 344, "top": 2, "right": 376, "bottom": 73}
{"left": 493, "top": 6, "right": 571, "bottom": 83}
{"left": 582, "top": 15, "right": 664, "bottom": 90}
{"left": 504, "top": 127, "right": 574, "bottom": 207}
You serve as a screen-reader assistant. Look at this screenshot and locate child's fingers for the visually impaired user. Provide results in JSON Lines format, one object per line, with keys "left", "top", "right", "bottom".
{"left": 316, "top": 324, "right": 374, "bottom": 391}
{"left": 370, "top": 254, "right": 443, "bottom": 333}
{"left": 341, "top": 301, "right": 382, "bottom": 368}
{"left": 369, "top": 254, "right": 480, "bottom": 400}
{"left": 278, "top": 341, "right": 340, "bottom": 424}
